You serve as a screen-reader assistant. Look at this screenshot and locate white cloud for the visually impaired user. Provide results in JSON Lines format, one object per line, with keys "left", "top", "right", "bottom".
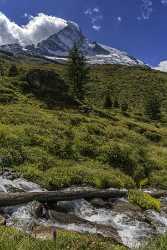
{"left": 141, "top": 0, "right": 153, "bottom": 20}
{"left": 117, "top": 16, "right": 122, "bottom": 22}
{"left": 84, "top": 7, "right": 103, "bottom": 31}
{"left": 93, "top": 8, "right": 100, "bottom": 13}
{"left": 92, "top": 25, "right": 101, "bottom": 31}
{"left": 139, "top": 0, "right": 167, "bottom": 20}
{"left": 84, "top": 9, "right": 92, "bottom": 16}
{"left": 23, "top": 13, "right": 28, "bottom": 18}
{"left": 0, "top": 12, "right": 67, "bottom": 46}
{"left": 153, "top": 61, "right": 167, "bottom": 72}
{"left": 161, "top": 0, "right": 167, "bottom": 5}
{"left": 23, "top": 13, "right": 34, "bottom": 20}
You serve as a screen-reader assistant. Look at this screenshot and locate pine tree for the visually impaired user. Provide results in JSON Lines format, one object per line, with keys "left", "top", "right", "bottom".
{"left": 145, "top": 95, "right": 161, "bottom": 120}
{"left": 0, "top": 64, "right": 4, "bottom": 77}
{"left": 104, "top": 94, "right": 113, "bottom": 108}
{"left": 67, "top": 44, "right": 89, "bottom": 102}
{"left": 8, "top": 64, "right": 18, "bottom": 77}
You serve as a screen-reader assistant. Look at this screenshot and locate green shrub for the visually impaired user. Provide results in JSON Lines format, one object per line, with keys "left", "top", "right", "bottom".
{"left": 140, "top": 234, "right": 167, "bottom": 250}
{"left": 149, "top": 170, "right": 167, "bottom": 189}
{"left": 113, "top": 99, "right": 119, "bottom": 108}
{"left": 128, "top": 189, "right": 160, "bottom": 211}
{"left": 121, "top": 102, "right": 128, "bottom": 112}
{"left": 100, "top": 143, "right": 138, "bottom": 176}
{"left": 144, "top": 131, "right": 161, "bottom": 143}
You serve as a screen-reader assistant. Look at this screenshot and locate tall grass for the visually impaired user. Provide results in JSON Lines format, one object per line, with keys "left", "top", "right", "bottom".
{"left": 0, "top": 227, "right": 126, "bottom": 250}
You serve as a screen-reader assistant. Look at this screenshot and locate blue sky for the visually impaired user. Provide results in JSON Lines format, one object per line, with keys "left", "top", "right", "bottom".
{"left": 0, "top": 0, "right": 166, "bottom": 67}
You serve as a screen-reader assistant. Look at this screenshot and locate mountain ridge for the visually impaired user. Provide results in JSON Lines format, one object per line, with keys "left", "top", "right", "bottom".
{"left": 0, "top": 19, "right": 144, "bottom": 66}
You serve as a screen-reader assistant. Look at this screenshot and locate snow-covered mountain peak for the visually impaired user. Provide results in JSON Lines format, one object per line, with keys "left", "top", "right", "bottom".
{"left": 0, "top": 17, "right": 144, "bottom": 66}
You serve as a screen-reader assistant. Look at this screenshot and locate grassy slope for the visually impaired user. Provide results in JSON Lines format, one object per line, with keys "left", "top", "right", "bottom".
{"left": 88, "top": 64, "right": 167, "bottom": 112}
{"left": 0, "top": 55, "right": 167, "bottom": 189}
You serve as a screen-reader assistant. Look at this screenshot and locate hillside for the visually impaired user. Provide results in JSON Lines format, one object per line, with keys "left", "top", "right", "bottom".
{"left": 1, "top": 51, "right": 167, "bottom": 248}
{"left": 0, "top": 53, "right": 165, "bottom": 191}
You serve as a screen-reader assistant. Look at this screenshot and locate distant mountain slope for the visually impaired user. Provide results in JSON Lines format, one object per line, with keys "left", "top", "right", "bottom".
{"left": 0, "top": 20, "right": 144, "bottom": 66}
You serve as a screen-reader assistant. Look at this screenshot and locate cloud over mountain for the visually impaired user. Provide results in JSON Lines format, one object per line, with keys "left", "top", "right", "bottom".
{"left": 154, "top": 60, "right": 167, "bottom": 72}
{"left": 0, "top": 12, "right": 67, "bottom": 46}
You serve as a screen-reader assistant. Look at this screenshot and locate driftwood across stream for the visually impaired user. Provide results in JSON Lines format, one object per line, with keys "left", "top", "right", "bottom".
{"left": 0, "top": 188, "right": 166, "bottom": 207}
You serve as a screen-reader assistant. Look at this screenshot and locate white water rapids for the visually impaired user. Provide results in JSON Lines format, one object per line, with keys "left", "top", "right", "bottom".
{"left": 0, "top": 176, "right": 167, "bottom": 248}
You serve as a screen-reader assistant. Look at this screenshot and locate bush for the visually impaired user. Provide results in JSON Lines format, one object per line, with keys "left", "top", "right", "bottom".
{"left": 149, "top": 170, "right": 167, "bottom": 189}
{"left": 113, "top": 99, "right": 119, "bottom": 108}
{"left": 140, "top": 234, "right": 167, "bottom": 250}
{"left": 144, "top": 131, "right": 161, "bottom": 143}
{"left": 121, "top": 102, "right": 128, "bottom": 112}
{"left": 128, "top": 189, "right": 160, "bottom": 211}
{"left": 101, "top": 144, "right": 138, "bottom": 176}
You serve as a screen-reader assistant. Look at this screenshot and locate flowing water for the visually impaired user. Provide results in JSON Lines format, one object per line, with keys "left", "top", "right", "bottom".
{"left": 1, "top": 176, "right": 167, "bottom": 248}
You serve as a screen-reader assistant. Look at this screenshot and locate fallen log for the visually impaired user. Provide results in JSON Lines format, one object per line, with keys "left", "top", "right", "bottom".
{"left": 0, "top": 189, "right": 127, "bottom": 207}
{"left": 0, "top": 188, "right": 166, "bottom": 207}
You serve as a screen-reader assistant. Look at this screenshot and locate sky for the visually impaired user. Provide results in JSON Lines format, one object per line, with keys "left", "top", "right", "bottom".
{"left": 0, "top": 0, "right": 166, "bottom": 70}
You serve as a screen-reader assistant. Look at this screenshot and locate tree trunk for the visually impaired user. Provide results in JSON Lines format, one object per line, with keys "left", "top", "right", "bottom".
{"left": 0, "top": 188, "right": 164, "bottom": 207}
{"left": 0, "top": 189, "right": 127, "bottom": 207}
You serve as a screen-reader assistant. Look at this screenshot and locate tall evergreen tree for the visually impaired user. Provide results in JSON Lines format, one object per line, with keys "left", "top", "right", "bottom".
{"left": 104, "top": 94, "right": 113, "bottom": 108}
{"left": 145, "top": 95, "right": 161, "bottom": 120}
{"left": 67, "top": 44, "right": 90, "bottom": 102}
{"left": 0, "top": 64, "right": 4, "bottom": 77}
{"left": 8, "top": 64, "right": 18, "bottom": 77}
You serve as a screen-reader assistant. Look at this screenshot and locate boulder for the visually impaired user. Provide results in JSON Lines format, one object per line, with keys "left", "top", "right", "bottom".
{"left": 111, "top": 199, "right": 143, "bottom": 220}
{"left": 30, "top": 201, "right": 47, "bottom": 219}
{"left": 48, "top": 209, "right": 122, "bottom": 244}
{"left": 26, "top": 69, "right": 69, "bottom": 104}
{"left": 89, "top": 198, "right": 107, "bottom": 208}
{"left": 32, "top": 225, "right": 55, "bottom": 240}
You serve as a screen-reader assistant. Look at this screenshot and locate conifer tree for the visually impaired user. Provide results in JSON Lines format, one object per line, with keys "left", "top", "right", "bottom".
{"left": 104, "top": 94, "right": 113, "bottom": 108}
{"left": 67, "top": 44, "right": 89, "bottom": 102}
{"left": 145, "top": 95, "right": 161, "bottom": 120}
{"left": 8, "top": 64, "right": 18, "bottom": 77}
